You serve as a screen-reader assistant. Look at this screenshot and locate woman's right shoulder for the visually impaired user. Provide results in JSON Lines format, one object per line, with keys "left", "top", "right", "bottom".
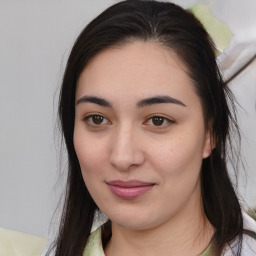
{"left": 40, "top": 241, "right": 55, "bottom": 256}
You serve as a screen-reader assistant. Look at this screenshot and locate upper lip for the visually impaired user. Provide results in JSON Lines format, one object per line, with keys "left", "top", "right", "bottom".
{"left": 106, "top": 180, "right": 155, "bottom": 187}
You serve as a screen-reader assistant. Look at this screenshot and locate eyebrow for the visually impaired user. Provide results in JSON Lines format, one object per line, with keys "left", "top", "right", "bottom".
{"left": 76, "top": 96, "right": 112, "bottom": 107}
{"left": 76, "top": 95, "right": 186, "bottom": 108}
{"left": 137, "top": 95, "right": 186, "bottom": 108}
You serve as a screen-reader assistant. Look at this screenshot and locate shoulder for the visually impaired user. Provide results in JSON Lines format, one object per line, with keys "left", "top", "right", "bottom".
{"left": 41, "top": 227, "right": 105, "bottom": 256}
{"left": 40, "top": 226, "right": 106, "bottom": 256}
{"left": 241, "top": 212, "right": 256, "bottom": 255}
{"left": 222, "top": 212, "right": 256, "bottom": 256}
{"left": 40, "top": 241, "right": 55, "bottom": 256}
{"left": 243, "top": 211, "right": 256, "bottom": 231}
{"left": 0, "top": 227, "right": 47, "bottom": 256}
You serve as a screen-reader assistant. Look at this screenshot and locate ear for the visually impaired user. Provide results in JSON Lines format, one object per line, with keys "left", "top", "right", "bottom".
{"left": 202, "top": 127, "right": 216, "bottom": 159}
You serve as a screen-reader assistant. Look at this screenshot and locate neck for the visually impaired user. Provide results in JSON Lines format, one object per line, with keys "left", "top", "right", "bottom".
{"left": 104, "top": 191, "right": 214, "bottom": 256}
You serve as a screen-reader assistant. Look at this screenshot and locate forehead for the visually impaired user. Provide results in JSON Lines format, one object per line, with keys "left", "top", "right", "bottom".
{"left": 76, "top": 41, "right": 196, "bottom": 105}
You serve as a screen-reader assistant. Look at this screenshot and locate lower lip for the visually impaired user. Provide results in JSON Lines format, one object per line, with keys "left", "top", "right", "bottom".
{"left": 108, "top": 184, "right": 154, "bottom": 199}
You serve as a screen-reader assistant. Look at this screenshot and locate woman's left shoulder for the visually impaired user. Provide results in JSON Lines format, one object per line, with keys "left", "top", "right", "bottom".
{"left": 241, "top": 212, "right": 256, "bottom": 255}
{"left": 243, "top": 211, "right": 256, "bottom": 231}
{"left": 222, "top": 212, "right": 256, "bottom": 256}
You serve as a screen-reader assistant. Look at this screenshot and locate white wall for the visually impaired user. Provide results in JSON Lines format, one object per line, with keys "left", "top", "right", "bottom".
{"left": 0, "top": 0, "right": 115, "bottom": 237}
{"left": 0, "top": 0, "right": 255, "bottom": 238}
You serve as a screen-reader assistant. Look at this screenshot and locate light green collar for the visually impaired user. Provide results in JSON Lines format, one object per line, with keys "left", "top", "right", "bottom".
{"left": 200, "top": 243, "right": 212, "bottom": 256}
{"left": 83, "top": 226, "right": 212, "bottom": 256}
{"left": 83, "top": 227, "right": 105, "bottom": 256}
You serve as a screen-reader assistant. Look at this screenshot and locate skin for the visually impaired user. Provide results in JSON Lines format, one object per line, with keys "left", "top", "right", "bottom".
{"left": 74, "top": 41, "right": 215, "bottom": 256}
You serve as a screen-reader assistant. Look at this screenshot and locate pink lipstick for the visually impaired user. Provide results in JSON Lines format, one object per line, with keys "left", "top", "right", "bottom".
{"left": 107, "top": 180, "right": 155, "bottom": 199}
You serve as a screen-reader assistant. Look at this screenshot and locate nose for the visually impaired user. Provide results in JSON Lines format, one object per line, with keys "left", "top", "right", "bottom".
{"left": 109, "top": 125, "right": 145, "bottom": 171}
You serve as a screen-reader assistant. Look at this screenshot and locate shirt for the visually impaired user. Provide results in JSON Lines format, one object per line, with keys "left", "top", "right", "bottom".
{"left": 41, "top": 212, "right": 256, "bottom": 256}
{"left": 82, "top": 226, "right": 212, "bottom": 256}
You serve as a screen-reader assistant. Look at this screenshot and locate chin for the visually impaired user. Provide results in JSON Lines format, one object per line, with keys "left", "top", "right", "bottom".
{"left": 106, "top": 211, "right": 162, "bottom": 231}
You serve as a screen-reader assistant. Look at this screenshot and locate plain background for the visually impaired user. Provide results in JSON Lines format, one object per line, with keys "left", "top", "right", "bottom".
{"left": 0, "top": 0, "right": 255, "bottom": 238}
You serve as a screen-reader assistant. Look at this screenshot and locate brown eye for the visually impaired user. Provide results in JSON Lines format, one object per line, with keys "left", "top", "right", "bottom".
{"left": 84, "top": 114, "right": 110, "bottom": 126}
{"left": 144, "top": 115, "right": 174, "bottom": 128}
{"left": 152, "top": 116, "right": 165, "bottom": 126}
{"left": 91, "top": 115, "right": 104, "bottom": 125}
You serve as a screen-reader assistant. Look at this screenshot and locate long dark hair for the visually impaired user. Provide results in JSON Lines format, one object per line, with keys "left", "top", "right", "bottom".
{"left": 50, "top": 1, "right": 255, "bottom": 255}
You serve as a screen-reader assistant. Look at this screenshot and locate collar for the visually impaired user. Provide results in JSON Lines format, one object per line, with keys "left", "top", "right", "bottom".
{"left": 83, "top": 226, "right": 105, "bottom": 256}
{"left": 82, "top": 226, "right": 212, "bottom": 256}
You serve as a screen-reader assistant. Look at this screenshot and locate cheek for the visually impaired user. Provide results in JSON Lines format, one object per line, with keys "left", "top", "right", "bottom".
{"left": 73, "top": 127, "right": 107, "bottom": 177}
{"left": 148, "top": 134, "right": 204, "bottom": 209}
{"left": 73, "top": 129, "right": 111, "bottom": 206}
{"left": 148, "top": 130, "right": 205, "bottom": 178}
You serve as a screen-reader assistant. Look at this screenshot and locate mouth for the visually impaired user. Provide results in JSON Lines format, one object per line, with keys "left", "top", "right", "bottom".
{"left": 106, "top": 180, "right": 155, "bottom": 199}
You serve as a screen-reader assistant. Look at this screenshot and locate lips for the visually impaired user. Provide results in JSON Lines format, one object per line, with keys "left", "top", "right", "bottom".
{"left": 106, "top": 180, "right": 155, "bottom": 199}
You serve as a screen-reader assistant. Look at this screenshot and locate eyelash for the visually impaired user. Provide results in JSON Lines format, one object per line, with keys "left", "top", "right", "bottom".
{"left": 144, "top": 115, "right": 175, "bottom": 128}
{"left": 83, "top": 114, "right": 111, "bottom": 127}
{"left": 83, "top": 114, "right": 174, "bottom": 128}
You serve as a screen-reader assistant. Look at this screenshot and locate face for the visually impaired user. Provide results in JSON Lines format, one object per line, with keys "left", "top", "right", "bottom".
{"left": 74, "top": 41, "right": 212, "bottom": 231}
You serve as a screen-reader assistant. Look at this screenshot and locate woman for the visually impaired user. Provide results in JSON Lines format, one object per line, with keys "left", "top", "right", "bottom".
{"left": 43, "top": 0, "right": 256, "bottom": 255}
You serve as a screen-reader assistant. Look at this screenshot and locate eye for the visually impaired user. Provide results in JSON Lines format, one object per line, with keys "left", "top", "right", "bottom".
{"left": 144, "top": 115, "right": 174, "bottom": 128}
{"left": 84, "top": 114, "right": 110, "bottom": 126}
